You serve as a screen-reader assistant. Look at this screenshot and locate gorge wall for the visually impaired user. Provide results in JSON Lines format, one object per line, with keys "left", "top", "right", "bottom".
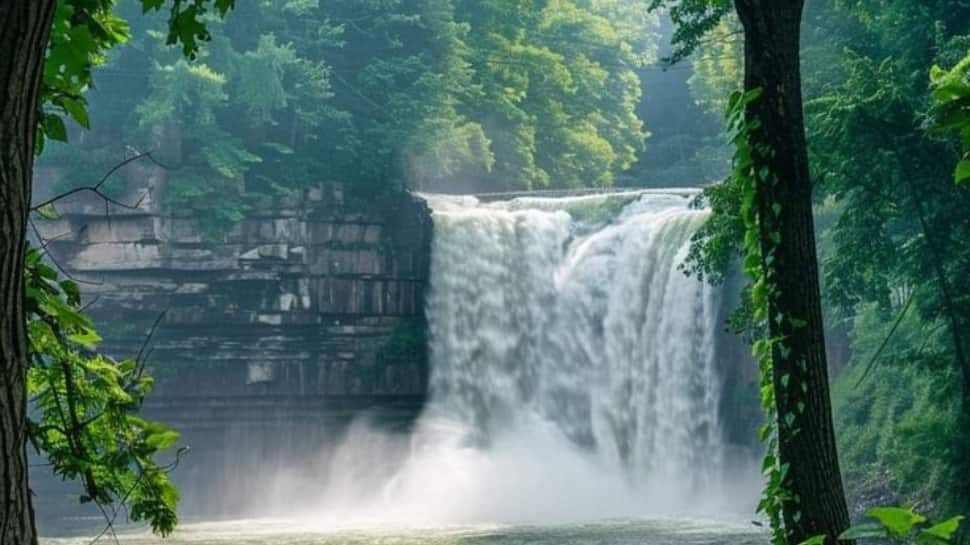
{"left": 33, "top": 182, "right": 762, "bottom": 525}
{"left": 34, "top": 184, "right": 436, "bottom": 522}
{"left": 40, "top": 186, "right": 434, "bottom": 428}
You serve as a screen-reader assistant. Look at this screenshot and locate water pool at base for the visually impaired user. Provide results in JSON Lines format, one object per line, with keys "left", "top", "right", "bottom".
{"left": 42, "top": 518, "right": 767, "bottom": 545}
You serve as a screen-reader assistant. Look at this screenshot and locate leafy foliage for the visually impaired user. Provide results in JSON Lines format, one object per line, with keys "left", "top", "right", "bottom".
{"left": 718, "top": 87, "right": 796, "bottom": 545}
{"left": 801, "top": 506, "right": 964, "bottom": 545}
{"left": 28, "top": 0, "right": 234, "bottom": 535}
{"left": 832, "top": 302, "right": 967, "bottom": 517}
{"left": 38, "top": 0, "right": 130, "bottom": 154}
{"left": 450, "top": 0, "right": 655, "bottom": 190}
{"left": 929, "top": 53, "right": 970, "bottom": 185}
{"left": 40, "top": 0, "right": 660, "bottom": 236}
{"left": 25, "top": 246, "right": 183, "bottom": 535}
{"left": 645, "top": 0, "right": 730, "bottom": 64}
{"left": 141, "top": 0, "right": 234, "bottom": 59}
{"left": 800, "top": 0, "right": 970, "bottom": 515}
{"left": 687, "top": 14, "right": 742, "bottom": 115}
{"left": 38, "top": 0, "right": 234, "bottom": 154}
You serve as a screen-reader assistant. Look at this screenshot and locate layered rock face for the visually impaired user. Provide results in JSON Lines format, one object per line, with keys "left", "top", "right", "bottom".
{"left": 33, "top": 187, "right": 434, "bottom": 522}
{"left": 39, "top": 188, "right": 433, "bottom": 428}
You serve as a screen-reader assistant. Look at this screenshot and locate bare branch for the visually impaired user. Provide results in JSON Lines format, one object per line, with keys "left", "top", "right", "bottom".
{"left": 31, "top": 150, "right": 158, "bottom": 212}
{"left": 80, "top": 296, "right": 101, "bottom": 313}
{"left": 33, "top": 186, "right": 148, "bottom": 213}
{"left": 132, "top": 310, "right": 168, "bottom": 386}
{"left": 28, "top": 219, "right": 102, "bottom": 286}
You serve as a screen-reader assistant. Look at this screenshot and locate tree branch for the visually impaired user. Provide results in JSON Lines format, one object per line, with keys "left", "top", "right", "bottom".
{"left": 31, "top": 150, "right": 159, "bottom": 212}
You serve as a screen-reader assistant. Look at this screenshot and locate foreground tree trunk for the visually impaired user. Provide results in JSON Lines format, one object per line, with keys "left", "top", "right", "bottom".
{"left": 733, "top": 1, "right": 851, "bottom": 544}
{"left": 0, "top": 4, "right": 57, "bottom": 545}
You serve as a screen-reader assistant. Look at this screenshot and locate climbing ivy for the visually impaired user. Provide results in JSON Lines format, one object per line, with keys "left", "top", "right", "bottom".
{"left": 690, "top": 86, "right": 820, "bottom": 545}
{"left": 720, "top": 87, "right": 791, "bottom": 545}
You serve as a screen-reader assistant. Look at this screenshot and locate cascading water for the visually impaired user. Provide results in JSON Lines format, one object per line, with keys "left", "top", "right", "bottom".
{"left": 303, "top": 190, "right": 758, "bottom": 527}
{"left": 425, "top": 190, "right": 725, "bottom": 485}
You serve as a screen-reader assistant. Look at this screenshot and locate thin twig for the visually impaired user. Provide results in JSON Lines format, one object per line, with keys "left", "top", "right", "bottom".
{"left": 36, "top": 186, "right": 146, "bottom": 212}
{"left": 36, "top": 228, "right": 74, "bottom": 250}
{"left": 80, "top": 296, "right": 101, "bottom": 312}
{"left": 28, "top": 218, "right": 102, "bottom": 286}
{"left": 31, "top": 150, "right": 157, "bottom": 212}
{"left": 133, "top": 310, "right": 167, "bottom": 384}
{"left": 855, "top": 290, "right": 916, "bottom": 387}
{"left": 131, "top": 146, "right": 178, "bottom": 171}
{"left": 90, "top": 501, "right": 121, "bottom": 545}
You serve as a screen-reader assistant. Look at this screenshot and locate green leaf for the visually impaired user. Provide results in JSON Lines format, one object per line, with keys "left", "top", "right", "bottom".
{"left": 59, "top": 279, "right": 80, "bottom": 306}
{"left": 917, "top": 516, "right": 965, "bottom": 544}
{"left": 141, "top": 0, "right": 165, "bottom": 12}
{"left": 215, "top": 0, "right": 235, "bottom": 15}
{"left": 44, "top": 114, "right": 68, "bottom": 142}
{"left": 783, "top": 412, "right": 795, "bottom": 427}
{"left": 865, "top": 507, "right": 926, "bottom": 538}
{"left": 955, "top": 159, "right": 970, "bottom": 185}
{"left": 743, "top": 87, "right": 764, "bottom": 103}
{"left": 145, "top": 426, "right": 180, "bottom": 450}
{"left": 60, "top": 97, "right": 90, "bottom": 129}
{"left": 36, "top": 203, "right": 60, "bottom": 221}
{"left": 798, "top": 534, "right": 826, "bottom": 545}
{"left": 68, "top": 329, "right": 102, "bottom": 346}
{"left": 170, "top": 5, "right": 210, "bottom": 58}
{"left": 839, "top": 522, "right": 889, "bottom": 541}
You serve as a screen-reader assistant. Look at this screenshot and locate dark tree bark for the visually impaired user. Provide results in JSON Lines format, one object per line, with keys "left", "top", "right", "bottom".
{"left": 0, "top": 3, "right": 57, "bottom": 545}
{"left": 733, "top": 1, "right": 851, "bottom": 544}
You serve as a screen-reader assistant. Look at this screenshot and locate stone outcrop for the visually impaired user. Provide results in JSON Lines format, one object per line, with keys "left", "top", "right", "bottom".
{"left": 39, "top": 187, "right": 433, "bottom": 427}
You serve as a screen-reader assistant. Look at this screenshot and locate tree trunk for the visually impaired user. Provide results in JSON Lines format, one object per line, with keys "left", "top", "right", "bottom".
{"left": 0, "top": 3, "right": 57, "bottom": 545}
{"left": 733, "top": 1, "right": 851, "bottom": 544}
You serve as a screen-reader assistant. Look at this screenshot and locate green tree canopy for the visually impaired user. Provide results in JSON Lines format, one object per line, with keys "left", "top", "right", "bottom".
{"left": 40, "top": 0, "right": 660, "bottom": 233}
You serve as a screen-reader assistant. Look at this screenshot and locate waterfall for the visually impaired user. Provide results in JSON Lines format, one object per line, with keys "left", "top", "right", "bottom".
{"left": 305, "top": 190, "right": 756, "bottom": 527}
{"left": 425, "top": 190, "right": 727, "bottom": 490}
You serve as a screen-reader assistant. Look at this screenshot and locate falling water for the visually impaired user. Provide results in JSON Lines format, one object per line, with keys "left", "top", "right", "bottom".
{"left": 301, "top": 190, "right": 756, "bottom": 527}
{"left": 36, "top": 190, "right": 759, "bottom": 543}
{"left": 426, "top": 190, "right": 726, "bottom": 481}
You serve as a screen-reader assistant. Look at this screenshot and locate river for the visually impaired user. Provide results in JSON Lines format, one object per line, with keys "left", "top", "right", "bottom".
{"left": 42, "top": 518, "right": 766, "bottom": 545}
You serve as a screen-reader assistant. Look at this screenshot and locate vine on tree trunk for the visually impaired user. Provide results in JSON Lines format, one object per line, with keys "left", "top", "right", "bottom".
{"left": 725, "top": 86, "right": 798, "bottom": 545}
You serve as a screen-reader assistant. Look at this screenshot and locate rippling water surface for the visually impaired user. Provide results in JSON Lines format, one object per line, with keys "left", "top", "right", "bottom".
{"left": 43, "top": 518, "right": 766, "bottom": 545}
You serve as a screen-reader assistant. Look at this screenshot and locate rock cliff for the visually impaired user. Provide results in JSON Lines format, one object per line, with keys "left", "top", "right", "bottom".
{"left": 39, "top": 186, "right": 433, "bottom": 429}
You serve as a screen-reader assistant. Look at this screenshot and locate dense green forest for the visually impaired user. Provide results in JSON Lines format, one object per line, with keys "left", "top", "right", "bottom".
{"left": 675, "top": 0, "right": 970, "bottom": 521}
{"left": 38, "top": 0, "right": 662, "bottom": 221}
{"left": 803, "top": 1, "right": 970, "bottom": 519}
{"left": 2, "top": 0, "right": 970, "bottom": 544}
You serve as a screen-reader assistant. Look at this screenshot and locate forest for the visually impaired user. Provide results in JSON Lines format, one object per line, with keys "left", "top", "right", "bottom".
{"left": 1, "top": 1, "right": 970, "bottom": 545}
